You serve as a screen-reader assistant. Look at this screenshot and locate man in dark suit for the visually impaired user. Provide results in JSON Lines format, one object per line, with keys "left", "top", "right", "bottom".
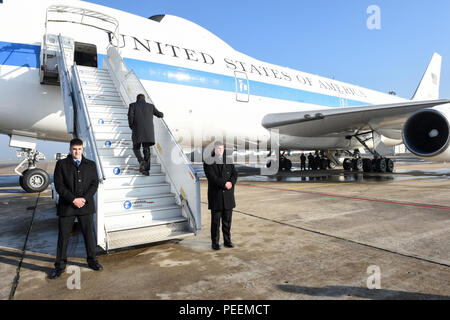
{"left": 300, "top": 153, "right": 306, "bottom": 171}
{"left": 128, "top": 94, "right": 164, "bottom": 176}
{"left": 203, "top": 141, "right": 238, "bottom": 250}
{"left": 49, "top": 138, "right": 102, "bottom": 279}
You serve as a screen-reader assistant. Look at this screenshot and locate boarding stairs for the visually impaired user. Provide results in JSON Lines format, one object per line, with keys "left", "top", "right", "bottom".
{"left": 47, "top": 33, "right": 201, "bottom": 251}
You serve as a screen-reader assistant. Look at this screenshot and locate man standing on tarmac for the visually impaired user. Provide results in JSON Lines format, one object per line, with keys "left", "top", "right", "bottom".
{"left": 49, "top": 138, "right": 102, "bottom": 279}
{"left": 300, "top": 153, "right": 306, "bottom": 171}
{"left": 203, "top": 141, "right": 238, "bottom": 251}
{"left": 128, "top": 94, "right": 164, "bottom": 176}
{"left": 307, "top": 153, "right": 314, "bottom": 170}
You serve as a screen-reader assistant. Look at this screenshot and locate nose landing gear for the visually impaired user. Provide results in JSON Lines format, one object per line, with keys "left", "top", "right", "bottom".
{"left": 15, "top": 149, "right": 50, "bottom": 193}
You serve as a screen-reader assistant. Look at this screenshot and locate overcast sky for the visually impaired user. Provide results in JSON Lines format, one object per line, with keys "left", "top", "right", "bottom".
{"left": 1, "top": 0, "right": 449, "bottom": 160}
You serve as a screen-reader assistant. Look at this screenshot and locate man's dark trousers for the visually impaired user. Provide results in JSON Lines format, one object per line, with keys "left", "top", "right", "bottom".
{"left": 211, "top": 209, "right": 233, "bottom": 246}
{"left": 133, "top": 142, "right": 152, "bottom": 171}
{"left": 55, "top": 215, "right": 96, "bottom": 269}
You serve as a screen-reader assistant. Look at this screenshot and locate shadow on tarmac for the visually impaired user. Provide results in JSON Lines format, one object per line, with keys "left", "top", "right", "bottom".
{"left": 276, "top": 284, "right": 450, "bottom": 300}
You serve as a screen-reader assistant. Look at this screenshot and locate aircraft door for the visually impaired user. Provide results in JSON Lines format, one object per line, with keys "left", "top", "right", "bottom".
{"left": 234, "top": 71, "right": 250, "bottom": 102}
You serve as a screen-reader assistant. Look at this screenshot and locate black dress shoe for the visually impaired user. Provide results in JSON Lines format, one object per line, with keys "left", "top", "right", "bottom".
{"left": 48, "top": 268, "right": 65, "bottom": 279}
{"left": 212, "top": 244, "right": 220, "bottom": 251}
{"left": 224, "top": 242, "right": 234, "bottom": 248}
{"left": 88, "top": 261, "right": 103, "bottom": 271}
{"left": 139, "top": 161, "right": 146, "bottom": 173}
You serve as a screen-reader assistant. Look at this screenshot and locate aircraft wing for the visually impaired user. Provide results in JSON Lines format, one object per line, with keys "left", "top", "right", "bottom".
{"left": 262, "top": 99, "right": 450, "bottom": 140}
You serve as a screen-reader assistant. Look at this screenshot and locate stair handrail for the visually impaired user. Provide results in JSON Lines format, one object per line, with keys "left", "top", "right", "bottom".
{"left": 104, "top": 46, "right": 201, "bottom": 231}
{"left": 45, "top": 5, "right": 120, "bottom": 48}
{"left": 180, "top": 196, "right": 198, "bottom": 236}
{"left": 71, "top": 65, "right": 106, "bottom": 182}
{"left": 56, "top": 35, "right": 75, "bottom": 134}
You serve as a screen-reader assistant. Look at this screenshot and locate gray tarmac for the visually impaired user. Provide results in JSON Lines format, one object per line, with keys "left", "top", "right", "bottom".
{"left": 0, "top": 159, "right": 449, "bottom": 300}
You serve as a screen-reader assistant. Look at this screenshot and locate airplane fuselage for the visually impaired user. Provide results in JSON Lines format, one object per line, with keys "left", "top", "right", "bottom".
{"left": 0, "top": 0, "right": 408, "bottom": 151}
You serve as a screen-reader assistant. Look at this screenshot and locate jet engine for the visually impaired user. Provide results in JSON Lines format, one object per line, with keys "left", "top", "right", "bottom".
{"left": 402, "top": 104, "right": 450, "bottom": 161}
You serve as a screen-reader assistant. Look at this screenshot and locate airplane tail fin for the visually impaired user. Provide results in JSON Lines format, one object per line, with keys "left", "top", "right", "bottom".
{"left": 412, "top": 53, "right": 442, "bottom": 101}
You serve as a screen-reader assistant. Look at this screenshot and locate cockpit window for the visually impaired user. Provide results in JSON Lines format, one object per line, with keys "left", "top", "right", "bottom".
{"left": 149, "top": 15, "right": 165, "bottom": 22}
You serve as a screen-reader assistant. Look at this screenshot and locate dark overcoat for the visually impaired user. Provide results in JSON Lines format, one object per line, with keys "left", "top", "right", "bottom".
{"left": 203, "top": 157, "right": 238, "bottom": 211}
{"left": 54, "top": 155, "right": 99, "bottom": 217}
{"left": 128, "top": 100, "right": 163, "bottom": 145}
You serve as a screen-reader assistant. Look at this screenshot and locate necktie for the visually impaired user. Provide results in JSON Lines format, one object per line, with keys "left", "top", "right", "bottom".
{"left": 76, "top": 160, "right": 80, "bottom": 167}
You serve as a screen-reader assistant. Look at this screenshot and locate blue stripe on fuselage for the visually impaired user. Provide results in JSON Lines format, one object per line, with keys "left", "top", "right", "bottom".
{"left": 0, "top": 41, "right": 40, "bottom": 68}
{"left": 1, "top": 41, "right": 368, "bottom": 107}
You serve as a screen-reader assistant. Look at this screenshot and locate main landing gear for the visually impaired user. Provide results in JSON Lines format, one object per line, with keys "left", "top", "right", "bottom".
{"left": 15, "top": 149, "right": 50, "bottom": 193}
{"left": 342, "top": 152, "right": 394, "bottom": 173}
{"left": 343, "top": 132, "right": 395, "bottom": 173}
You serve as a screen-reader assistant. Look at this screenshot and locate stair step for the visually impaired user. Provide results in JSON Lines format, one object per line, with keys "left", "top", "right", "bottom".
{"left": 87, "top": 106, "right": 128, "bottom": 114}
{"left": 80, "top": 82, "right": 117, "bottom": 91}
{"left": 105, "top": 204, "right": 182, "bottom": 218}
{"left": 103, "top": 183, "right": 170, "bottom": 199}
{"left": 91, "top": 118, "right": 129, "bottom": 127}
{"left": 90, "top": 112, "right": 128, "bottom": 120}
{"left": 106, "top": 220, "right": 192, "bottom": 250}
{"left": 77, "top": 66, "right": 108, "bottom": 73}
{"left": 103, "top": 194, "right": 176, "bottom": 212}
{"left": 105, "top": 214, "right": 185, "bottom": 233}
{"left": 103, "top": 163, "right": 161, "bottom": 177}
{"left": 98, "top": 147, "right": 156, "bottom": 157}
{"left": 92, "top": 125, "right": 131, "bottom": 134}
{"left": 86, "top": 99, "right": 124, "bottom": 106}
{"left": 100, "top": 154, "right": 157, "bottom": 164}
{"left": 83, "top": 87, "right": 120, "bottom": 95}
{"left": 79, "top": 72, "right": 113, "bottom": 80}
{"left": 91, "top": 118, "right": 127, "bottom": 126}
{"left": 104, "top": 173, "right": 166, "bottom": 187}
{"left": 96, "top": 140, "right": 134, "bottom": 149}
{"left": 79, "top": 77, "right": 112, "bottom": 83}
{"left": 84, "top": 93, "right": 122, "bottom": 101}
{"left": 94, "top": 132, "right": 131, "bottom": 140}
{"left": 83, "top": 90, "right": 121, "bottom": 98}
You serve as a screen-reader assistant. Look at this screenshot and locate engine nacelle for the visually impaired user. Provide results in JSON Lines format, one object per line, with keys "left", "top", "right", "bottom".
{"left": 402, "top": 104, "right": 450, "bottom": 161}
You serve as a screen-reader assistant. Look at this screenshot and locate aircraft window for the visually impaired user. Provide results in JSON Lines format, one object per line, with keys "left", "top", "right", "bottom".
{"left": 74, "top": 42, "right": 98, "bottom": 68}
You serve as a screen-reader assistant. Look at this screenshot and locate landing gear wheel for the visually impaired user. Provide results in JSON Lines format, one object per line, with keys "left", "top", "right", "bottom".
{"left": 386, "top": 158, "right": 394, "bottom": 173}
{"left": 352, "top": 158, "right": 363, "bottom": 171}
{"left": 280, "top": 158, "right": 292, "bottom": 171}
{"left": 21, "top": 168, "right": 50, "bottom": 193}
{"left": 362, "top": 158, "right": 372, "bottom": 173}
{"left": 19, "top": 169, "right": 29, "bottom": 190}
{"left": 343, "top": 158, "right": 352, "bottom": 171}
{"left": 375, "top": 158, "right": 387, "bottom": 173}
{"left": 284, "top": 159, "right": 292, "bottom": 171}
{"left": 320, "top": 159, "right": 329, "bottom": 170}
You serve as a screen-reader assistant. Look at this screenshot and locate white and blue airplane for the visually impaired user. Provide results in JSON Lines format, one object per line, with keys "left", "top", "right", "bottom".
{"left": 1, "top": 0, "right": 449, "bottom": 193}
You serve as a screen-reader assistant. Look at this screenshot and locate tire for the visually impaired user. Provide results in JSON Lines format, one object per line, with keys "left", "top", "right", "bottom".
{"left": 352, "top": 158, "right": 363, "bottom": 171}
{"left": 19, "top": 169, "right": 29, "bottom": 190}
{"left": 320, "top": 159, "right": 329, "bottom": 170}
{"left": 386, "top": 158, "right": 394, "bottom": 173}
{"left": 21, "top": 168, "right": 50, "bottom": 193}
{"left": 375, "top": 159, "right": 387, "bottom": 173}
{"left": 343, "top": 158, "right": 352, "bottom": 171}
{"left": 362, "top": 158, "right": 372, "bottom": 173}
{"left": 284, "top": 159, "right": 292, "bottom": 171}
